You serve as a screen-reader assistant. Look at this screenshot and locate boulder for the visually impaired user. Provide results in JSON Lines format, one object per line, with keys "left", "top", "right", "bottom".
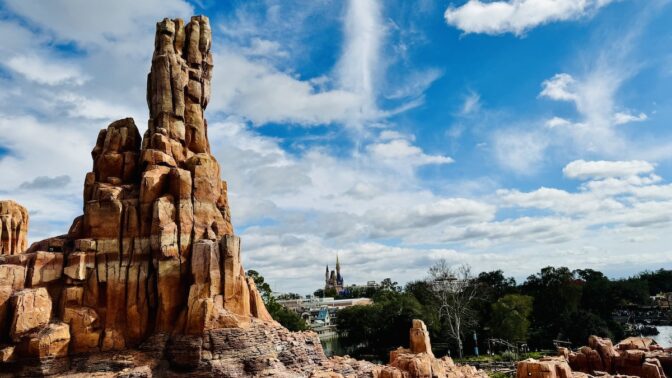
{"left": 16, "top": 321, "right": 70, "bottom": 358}
{"left": 9, "top": 288, "right": 52, "bottom": 341}
{"left": 30, "top": 251, "right": 64, "bottom": 286}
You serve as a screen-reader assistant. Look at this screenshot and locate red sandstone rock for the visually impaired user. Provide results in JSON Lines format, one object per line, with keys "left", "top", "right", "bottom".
{"left": 0, "top": 16, "right": 489, "bottom": 378}
{"left": 9, "top": 288, "right": 52, "bottom": 342}
{"left": 388, "top": 320, "right": 487, "bottom": 378}
{"left": 517, "top": 357, "right": 573, "bottom": 378}
{"left": 16, "top": 321, "right": 70, "bottom": 359}
{"left": 410, "top": 318, "right": 434, "bottom": 357}
{"left": 0, "top": 200, "right": 29, "bottom": 256}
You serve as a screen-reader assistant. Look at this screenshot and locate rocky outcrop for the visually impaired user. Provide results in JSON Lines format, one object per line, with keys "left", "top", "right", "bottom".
{"left": 0, "top": 201, "right": 29, "bottom": 256}
{"left": 0, "top": 16, "right": 274, "bottom": 376}
{"left": 0, "top": 15, "right": 489, "bottom": 378}
{"left": 520, "top": 336, "right": 672, "bottom": 378}
{"left": 380, "top": 320, "right": 487, "bottom": 378}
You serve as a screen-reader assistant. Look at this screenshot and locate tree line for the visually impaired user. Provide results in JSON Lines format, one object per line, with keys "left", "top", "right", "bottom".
{"left": 333, "top": 263, "right": 672, "bottom": 361}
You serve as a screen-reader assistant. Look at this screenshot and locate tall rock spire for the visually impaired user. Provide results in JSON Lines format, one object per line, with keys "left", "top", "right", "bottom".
{"left": 0, "top": 16, "right": 272, "bottom": 372}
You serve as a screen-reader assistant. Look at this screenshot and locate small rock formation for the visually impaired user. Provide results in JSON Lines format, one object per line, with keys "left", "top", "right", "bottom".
{"left": 519, "top": 335, "right": 672, "bottom": 378}
{"left": 517, "top": 357, "right": 574, "bottom": 378}
{"left": 0, "top": 201, "right": 29, "bottom": 256}
{"left": 0, "top": 16, "right": 488, "bottom": 378}
{"left": 380, "top": 320, "right": 488, "bottom": 378}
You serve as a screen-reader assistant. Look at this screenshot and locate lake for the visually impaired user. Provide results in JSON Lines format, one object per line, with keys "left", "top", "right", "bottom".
{"left": 652, "top": 326, "right": 672, "bottom": 348}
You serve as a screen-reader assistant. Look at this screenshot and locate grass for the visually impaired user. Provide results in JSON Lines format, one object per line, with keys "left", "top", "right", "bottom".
{"left": 455, "top": 351, "right": 546, "bottom": 364}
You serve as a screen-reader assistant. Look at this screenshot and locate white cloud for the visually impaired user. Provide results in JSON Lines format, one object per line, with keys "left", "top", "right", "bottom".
{"left": 336, "top": 0, "right": 385, "bottom": 124}
{"left": 4, "top": 0, "right": 193, "bottom": 48}
{"left": 492, "top": 129, "right": 548, "bottom": 174}
{"left": 461, "top": 91, "right": 481, "bottom": 115}
{"left": 5, "top": 55, "right": 87, "bottom": 86}
{"left": 540, "top": 73, "right": 578, "bottom": 102}
{"left": 210, "top": 51, "right": 362, "bottom": 126}
{"left": 367, "top": 139, "right": 453, "bottom": 166}
{"left": 563, "top": 159, "right": 655, "bottom": 180}
{"left": 613, "top": 111, "right": 647, "bottom": 125}
{"left": 545, "top": 117, "right": 573, "bottom": 128}
{"left": 444, "top": 0, "right": 615, "bottom": 36}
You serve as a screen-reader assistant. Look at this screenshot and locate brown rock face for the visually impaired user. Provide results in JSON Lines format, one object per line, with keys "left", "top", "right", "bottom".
{"left": 386, "top": 320, "right": 487, "bottom": 378}
{"left": 0, "top": 16, "right": 489, "bottom": 378}
{"left": 0, "top": 16, "right": 272, "bottom": 376}
{"left": 521, "top": 335, "right": 672, "bottom": 378}
{"left": 0, "top": 200, "right": 29, "bottom": 256}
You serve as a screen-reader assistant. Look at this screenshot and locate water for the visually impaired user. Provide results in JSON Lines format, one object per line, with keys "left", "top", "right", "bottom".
{"left": 321, "top": 337, "right": 348, "bottom": 357}
{"left": 652, "top": 326, "right": 672, "bottom": 348}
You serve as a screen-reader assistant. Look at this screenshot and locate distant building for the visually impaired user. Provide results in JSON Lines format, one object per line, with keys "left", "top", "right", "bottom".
{"left": 325, "top": 254, "right": 344, "bottom": 293}
{"left": 276, "top": 296, "right": 373, "bottom": 340}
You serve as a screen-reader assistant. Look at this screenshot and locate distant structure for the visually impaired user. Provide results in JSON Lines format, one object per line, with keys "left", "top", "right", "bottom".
{"left": 325, "top": 254, "right": 344, "bottom": 293}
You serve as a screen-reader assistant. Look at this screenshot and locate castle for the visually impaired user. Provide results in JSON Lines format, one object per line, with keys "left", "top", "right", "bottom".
{"left": 325, "top": 254, "right": 344, "bottom": 293}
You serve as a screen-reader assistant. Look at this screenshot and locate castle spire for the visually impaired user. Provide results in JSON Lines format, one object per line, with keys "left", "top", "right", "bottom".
{"left": 336, "top": 253, "right": 340, "bottom": 272}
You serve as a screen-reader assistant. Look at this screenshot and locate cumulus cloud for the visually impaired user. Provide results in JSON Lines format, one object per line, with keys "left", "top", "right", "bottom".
{"left": 444, "top": 0, "right": 615, "bottom": 36}
{"left": 367, "top": 139, "right": 453, "bottom": 167}
{"left": 5, "top": 55, "right": 88, "bottom": 86}
{"left": 19, "top": 175, "right": 71, "bottom": 190}
{"left": 563, "top": 160, "right": 655, "bottom": 180}
{"left": 209, "top": 51, "right": 362, "bottom": 126}
{"left": 613, "top": 111, "right": 647, "bottom": 125}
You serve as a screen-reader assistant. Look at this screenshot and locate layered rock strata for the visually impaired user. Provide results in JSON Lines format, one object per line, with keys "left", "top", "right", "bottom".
{"left": 0, "top": 16, "right": 271, "bottom": 376}
{"left": 0, "top": 16, "right": 488, "bottom": 378}
{"left": 0, "top": 201, "right": 29, "bottom": 256}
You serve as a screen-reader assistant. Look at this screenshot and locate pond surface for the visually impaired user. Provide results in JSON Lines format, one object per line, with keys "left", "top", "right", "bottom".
{"left": 652, "top": 326, "right": 672, "bottom": 348}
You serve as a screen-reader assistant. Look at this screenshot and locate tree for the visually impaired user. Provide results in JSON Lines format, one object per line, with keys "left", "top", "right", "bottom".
{"left": 380, "top": 278, "right": 401, "bottom": 292}
{"left": 427, "top": 260, "right": 480, "bottom": 358}
{"left": 489, "top": 294, "right": 534, "bottom": 342}
{"left": 277, "top": 293, "right": 302, "bottom": 300}
{"left": 522, "top": 266, "right": 583, "bottom": 348}
{"left": 246, "top": 270, "right": 308, "bottom": 331}
{"left": 335, "top": 290, "right": 425, "bottom": 360}
{"left": 247, "top": 269, "right": 272, "bottom": 301}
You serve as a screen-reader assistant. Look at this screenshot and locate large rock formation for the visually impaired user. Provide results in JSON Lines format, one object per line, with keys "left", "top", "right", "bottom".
{"left": 0, "top": 16, "right": 488, "bottom": 378}
{"left": 0, "top": 201, "right": 29, "bottom": 256}
{"left": 0, "top": 16, "right": 273, "bottom": 376}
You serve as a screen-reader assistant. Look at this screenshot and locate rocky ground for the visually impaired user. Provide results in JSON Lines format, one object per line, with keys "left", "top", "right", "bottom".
{"left": 517, "top": 335, "right": 672, "bottom": 378}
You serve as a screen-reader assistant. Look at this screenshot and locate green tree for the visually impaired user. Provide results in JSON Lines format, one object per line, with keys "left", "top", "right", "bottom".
{"left": 489, "top": 294, "right": 533, "bottom": 342}
{"left": 247, "top": 270, "right": 308, "bottom": 331}
{"left": 335, "top": 290, "right": 425, "bottom": 360}
{"left": 522, "top": 266, "right": 583, "bottom": 348}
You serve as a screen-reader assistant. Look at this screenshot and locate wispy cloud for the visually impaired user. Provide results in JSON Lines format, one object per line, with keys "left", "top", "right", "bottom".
{"left": 444, "top": 0, "right": 616, "bottom": 36}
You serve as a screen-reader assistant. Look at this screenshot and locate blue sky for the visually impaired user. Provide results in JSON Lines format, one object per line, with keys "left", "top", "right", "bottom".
{"left": 1, "top": 0, "right": 672, "bottom": 294}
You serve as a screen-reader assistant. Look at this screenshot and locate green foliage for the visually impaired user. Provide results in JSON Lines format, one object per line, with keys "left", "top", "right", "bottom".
{"left": 266, "top": 300, "right": 308, "bottom": 331}
{"left": 335, "top": 291, "right": 424, "bottom": 360}
{"left": 330, "top": 266, "right": 672, "bottom": 358}
{"left": 637, "top": 269, "right": 672, "bottom": 294}
{"left": 247, "top": 269, "right": 272, "bottom": 302}
{"left": 489, "top": 294, "right": 533, "bottom": 342}
{"left": 562, "top": 310, "right": 612, "bottom": 345}
{"left": 499, "top": 350, "right": 518, "bottom": 362}
{"left": 247, "top": 270, "right": 308, "bottom": 332}
{"left": 313, "top": 287, "right": 338, "bottom": 298}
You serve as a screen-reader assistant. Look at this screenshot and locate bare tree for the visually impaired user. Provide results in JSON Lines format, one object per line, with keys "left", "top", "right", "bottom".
{"left": 427, "top": 260, "right": 480, "bottom": 358}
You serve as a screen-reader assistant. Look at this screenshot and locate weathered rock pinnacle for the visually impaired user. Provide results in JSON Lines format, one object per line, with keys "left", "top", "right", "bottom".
{"left": 0, "top": 16, "right": 272, "bottom": 375}
{"left": 0, "top": 201, "right": 29, "bottom": 256}
{"left": 0, "top": 16, "right": 488, "bottom": 378}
